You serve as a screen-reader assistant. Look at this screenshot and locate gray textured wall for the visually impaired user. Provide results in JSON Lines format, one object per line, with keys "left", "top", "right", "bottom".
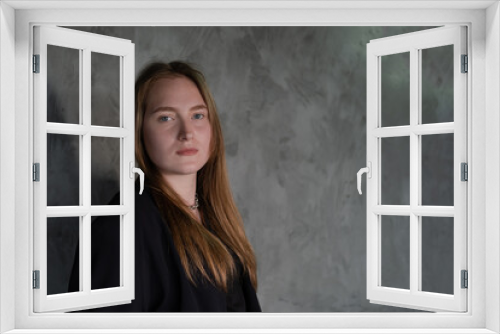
{"left": 47, "top": 26, "right": 454, "bottom": 312}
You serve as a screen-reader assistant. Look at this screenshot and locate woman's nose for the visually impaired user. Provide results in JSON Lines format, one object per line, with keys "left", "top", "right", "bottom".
{"left": 178, "top": 119, "right": 194, "bottom": 141}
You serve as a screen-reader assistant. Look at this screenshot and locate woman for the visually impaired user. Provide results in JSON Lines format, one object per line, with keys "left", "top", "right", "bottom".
{"left": 69, "top": 61, "right": 261, "bottom": 312}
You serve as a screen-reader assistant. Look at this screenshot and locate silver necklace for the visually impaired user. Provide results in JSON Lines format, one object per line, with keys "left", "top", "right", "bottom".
{"left": 188, "top": 193, "right": 199, "bottom": 210}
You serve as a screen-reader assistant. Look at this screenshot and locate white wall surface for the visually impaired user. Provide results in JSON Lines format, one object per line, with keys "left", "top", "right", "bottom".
{"left": 0, "top": 1, "right": 16, "bottom": 333}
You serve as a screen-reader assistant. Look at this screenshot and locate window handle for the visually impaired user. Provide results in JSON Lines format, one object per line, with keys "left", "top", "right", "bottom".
{"left": 129, "top": 162, "right": 144, "bottom": 195}
{"left": 357, "top": 162, "right": 372, "bottom": 195}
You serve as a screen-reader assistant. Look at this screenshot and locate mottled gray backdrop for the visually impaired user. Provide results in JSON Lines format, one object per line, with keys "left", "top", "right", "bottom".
{"left": 46, "top": 26, "right": 455, "bottom": 312}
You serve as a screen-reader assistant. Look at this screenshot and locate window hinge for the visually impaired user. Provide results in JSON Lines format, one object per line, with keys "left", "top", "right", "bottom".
{"left": 33, "top": 54, "right": 40, "bottom": 73}
{"left": 33, "top": 270, "right": 40, "bottom": 289}
{"left": 33, "top": 163, "right": 40, "bottom": 182}
{"left": 461, "top": 54, "right": 468, "bottom": 73}
{"left": 461, "top": 162, "right": 468, "bottom": 181}
{"left": 461, "top": 270, "right": 468, "bottom": 289}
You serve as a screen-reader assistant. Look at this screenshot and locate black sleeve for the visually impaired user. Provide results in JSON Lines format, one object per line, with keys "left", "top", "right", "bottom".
{"left": 241, "top": 272, "right": 262, "bottom": 312}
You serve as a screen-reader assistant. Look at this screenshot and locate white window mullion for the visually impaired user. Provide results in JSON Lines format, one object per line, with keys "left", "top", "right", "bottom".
{"left": 372, "top": 126, "right": 411, "bottom": 137}
{"left": 377, "top": 214, "right": 382, "bottom": 287}
{"left": 373, "top": 206, "right": 455, "bottom": 217}
{"left": 120, "top": 216, "right": 124, "bottom": 287}
{"left": 373, "top": 123, "right": 455, "bottom": 138}
{"left": 90, "top": 126, "right": 129, "bottom": 138}
{"left": 410, "top": 150, "right": 420, "bottom": 296}
{"left": 82, "top": 48, "right": 91, "bottom": 208}
{"left": 78, "top": 216, "right": 84, "bottom": 292}
{"left": 409, "top": 47, "right": 419, "bottom": 295}
{"left": 82, "top": 214, "right": 91, "bottom": 294}
{"left": 46, "top": 206, "right": 130, "bottom": 217}
{"left": 46, "top": 123, "right": 129, "bottom": 137}
{"left": 372, "top": 205, "right": 411, "bottom": 215}
{"left": 412, "top": 206, "right": 454, "bottom": 217}
{"left": 418, "top": 215, "right": 423, "bottom": 292}
{"left": 79, "top": 48, "right": 83, "bottom": 207}
{"left": 82, "top": 48, "right": 92, "bottom": 295}
{"left": 413, "top": 123, "right": 454, "bottom": 135}
{"left": 78, "top": 47, "right": 85, "bottom": 294}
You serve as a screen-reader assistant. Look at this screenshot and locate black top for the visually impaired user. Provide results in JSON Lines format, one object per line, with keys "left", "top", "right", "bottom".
{"left": 68, "top": 183, "right": 261, "bottom": 312}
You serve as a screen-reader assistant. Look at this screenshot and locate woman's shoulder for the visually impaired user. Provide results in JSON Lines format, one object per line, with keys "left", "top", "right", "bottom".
{"left": 133, "top": 183, "right": 174, "bottom": 237}
{"left": 133, "top": 180, "right": 154, "bottom": 203}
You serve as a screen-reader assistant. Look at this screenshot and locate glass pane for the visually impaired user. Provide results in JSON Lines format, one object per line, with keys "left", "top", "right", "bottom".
{"left": 381, "top": 52, "right": 410, "bottom": 127}
{"left": 91, "top": 215, "right": 121, "bottom": 290}
{"left": 47, "top": 45, "right": 80, "bottom": 124}
{"left": 421, "top": 217, "right": 454, "bottom": 294}
{"left": 381, "top": 136, "right": 410, "bottom": 205}
{"left": 421, "top": 134, "right": 454, "bottom": 206}
{"left": 421, "top": 45, "right": 454, "bottom": 124}
{"left": 91, "top": 137, "right": 121, "bottom": 205}
{"left": 381, "top": 215, "right": 410, "bottom": 290}
{"left": 48, "top": 217, "right": 80, "bottom": 295}
{"left": 47, "top": 134, "right": 80, "bottom": 206}
{"left": 91, "top": 52, "right": 120, "bottom": 127}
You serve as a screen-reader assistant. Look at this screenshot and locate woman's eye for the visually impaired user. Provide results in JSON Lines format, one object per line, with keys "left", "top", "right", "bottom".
{"left": 193, "top": 113, "right": 205, "bottom": 120}
{"left": 159, "top": 116, "right": 172, "bottom": 122}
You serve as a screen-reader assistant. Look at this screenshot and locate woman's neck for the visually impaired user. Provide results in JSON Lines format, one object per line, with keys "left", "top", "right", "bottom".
{"left": 162, "top": 173, "right": 197, "bottom": 206}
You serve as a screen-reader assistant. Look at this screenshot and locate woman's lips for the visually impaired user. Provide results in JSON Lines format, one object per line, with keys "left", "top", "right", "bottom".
{"left": 176, "top": 149, "right": 198, "bottom": 156}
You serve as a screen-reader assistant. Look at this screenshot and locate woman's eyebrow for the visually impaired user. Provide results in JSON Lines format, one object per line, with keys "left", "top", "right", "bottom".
{"left": 190, "top": 105, "right": 208, "bottom": 112}
{"left": 151, "top": 104, "right": 207, "bottom": 114}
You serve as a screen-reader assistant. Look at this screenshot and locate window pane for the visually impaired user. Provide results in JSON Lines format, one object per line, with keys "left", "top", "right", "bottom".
{"left": 48, "top": 217, "right": 80, "bottom": 295}
{"left": 381, "top": 136, "right": 410, "bottom": 205}
{"left": 421, "top": 134, "right": 454, "bottom": 206}
{"left": 91, "top": 137, "right": 121, "bottom": 206}
{"left": 47, "top": 134, "right": 80, "bottom": 206}
{"left": 381, "top": 215, "right": 410, "bottom": 290}
{"left": 381, "top": 52, "right": 410, "bottom": 127}
{"left": 91, "top": 52, "right": 120, "bottom": 127}
{"left": 91, "top": 215, "right": 121, "bottom": 290}
{"left": 421, "top": 217, "right": 454, "bottom": 294}
{"left": 47, "top": 45, "right": 80, "bottom": 124}
{"left": 421, "top": 45, "right": 454, "bottom": 124}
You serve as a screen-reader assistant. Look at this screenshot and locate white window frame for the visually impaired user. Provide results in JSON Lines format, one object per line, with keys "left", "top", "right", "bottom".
{"left": 365, "top": 26, "right": 468, "bottom": 312}
{"left": 32, "top": 25, "right": 136, "bottom": 313}
{"left": 0, "top": 1, "right": 498, "bottom": 333}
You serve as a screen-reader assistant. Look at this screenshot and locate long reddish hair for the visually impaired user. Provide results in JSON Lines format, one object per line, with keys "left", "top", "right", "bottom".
{"left": 135, "top": 61, "right": 258, "bottom": 293}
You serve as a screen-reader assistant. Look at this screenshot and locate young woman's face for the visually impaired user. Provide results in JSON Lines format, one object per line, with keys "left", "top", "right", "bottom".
{"left": 143, "top": 76, "right": 212, "bottom": 179}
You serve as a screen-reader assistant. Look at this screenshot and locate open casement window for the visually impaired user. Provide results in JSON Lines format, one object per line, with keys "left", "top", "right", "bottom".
{"left": 361, "top": 26, "right": 467, "bottom": 312}
{"left": 33, "top": 26, "right": 141, "bottom": 312}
